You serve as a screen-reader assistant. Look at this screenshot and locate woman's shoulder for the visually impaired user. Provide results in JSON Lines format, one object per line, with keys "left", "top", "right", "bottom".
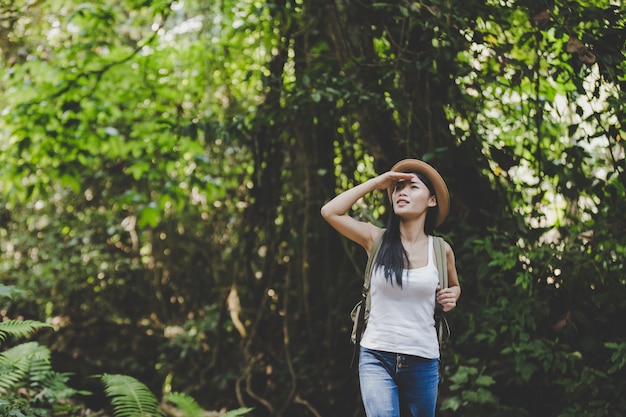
{"left": 430, "top": 235, "right": 454, "bottom": 253}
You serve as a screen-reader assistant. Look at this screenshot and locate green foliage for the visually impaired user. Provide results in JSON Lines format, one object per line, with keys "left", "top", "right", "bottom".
{"left": 0, "top": 320, "right": 51, "bottom": 344}
{"left": 0, "top": 399, "right": 49, "bottom": 417}
{"left": 101, "top": 374, "right": 162, "bottom": 417}
{"left": 445, "top": 211, "right": 626, "bottom": 416}
{"left": 102, "top": 374, "right": 253, "bottom": 417}
{"left": 0, "top": 285, "right": 83, "bottom": 416}
{"left": 1, "top": 0, "right": 625, "bottom": 416}
{"left": 163, "top": 392, "right": 204, "bottom": 417}
{"left": 605, "top": 342, "right": 626, "bottom": 374}
{"left": 441, "top": 363, "right": 505, "bottom": 415}
{"left": 164, "top": 392, "right": 253, "bottom": 417}
{"left": 223, "top": 408, "right": 255, "bottom": 417}
{"left": 0, "top": 285, "right": 24, "bottom": 299}
{"left": 0, "top": 342, "right": 49, "bottom": 395}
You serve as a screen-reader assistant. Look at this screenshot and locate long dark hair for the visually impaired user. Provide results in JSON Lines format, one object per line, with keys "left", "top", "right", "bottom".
{"left": 375, "top": 172, "right": 437, "bottom": 287}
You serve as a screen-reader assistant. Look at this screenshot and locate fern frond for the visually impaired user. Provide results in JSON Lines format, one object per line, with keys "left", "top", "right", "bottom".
{"left": 0, "top": 319, "right": 52, "bottom": 344}
{"left": 35, "top": 367, "right": 89, "bottom": 400}
{"left": 223, "top": 408, "right": 254, "bottom": 417}
{"left": 0, "top": 363, "right": 24, "bottom": 396}
{"left": 0, "top": 342, "right": 51, "bottom": 395}
{"left": 100, "top": 373, "right": 161, "bottom": 417}
{"left": 163, "top": 392, "right": 204, "bottom": 417}
{"left": 162, "top": 393, "right": 253, "bottom": 417}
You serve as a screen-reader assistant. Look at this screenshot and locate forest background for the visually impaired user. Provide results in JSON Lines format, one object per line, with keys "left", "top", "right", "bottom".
{"left": 0, "top": 0, "right": 625, "bottom": 416}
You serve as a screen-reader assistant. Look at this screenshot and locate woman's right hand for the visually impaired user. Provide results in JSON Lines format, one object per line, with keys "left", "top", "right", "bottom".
{"left": 371, "top": 171, "right": 416, "bottom": 191}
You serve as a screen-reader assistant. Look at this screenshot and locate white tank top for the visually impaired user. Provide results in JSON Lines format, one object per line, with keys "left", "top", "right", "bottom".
{"left": 360, "top": 235, "right": 440, "bottom": 359}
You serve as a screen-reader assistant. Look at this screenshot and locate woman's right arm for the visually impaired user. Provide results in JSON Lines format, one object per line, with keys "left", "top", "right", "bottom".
{"left": 320, "top": 172, "right": 413, "bottom": 252}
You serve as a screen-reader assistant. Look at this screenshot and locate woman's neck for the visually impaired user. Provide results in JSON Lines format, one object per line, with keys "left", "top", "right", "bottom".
{"left": 398, "top": 220, "right": 428, "bottom": 244}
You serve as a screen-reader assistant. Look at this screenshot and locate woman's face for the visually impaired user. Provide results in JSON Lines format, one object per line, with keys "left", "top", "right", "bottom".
{"left": 391, "top": 174, "right": 437, "bottom": 218}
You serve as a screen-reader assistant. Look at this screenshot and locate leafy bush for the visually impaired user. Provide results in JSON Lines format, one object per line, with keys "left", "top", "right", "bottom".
{"left": 0, "top": 284, "right": 83, "bottom": 417}
{"left": 0, "top": 284, "right": 253, "bottom": 417}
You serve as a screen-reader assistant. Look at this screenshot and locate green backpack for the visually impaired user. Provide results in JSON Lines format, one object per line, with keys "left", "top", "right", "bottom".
{"left": 350, "top": 230, "right": 450, "bottom": 363}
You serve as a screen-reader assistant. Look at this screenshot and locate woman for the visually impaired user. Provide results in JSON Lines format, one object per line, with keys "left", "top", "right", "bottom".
{"left": 321, "top": 159, "right": 460, "bottom": 417}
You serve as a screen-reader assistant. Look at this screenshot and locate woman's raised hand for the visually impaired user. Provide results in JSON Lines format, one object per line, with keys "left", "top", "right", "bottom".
{"left": 372, "top": 171, "right": 416, "bottom": 191}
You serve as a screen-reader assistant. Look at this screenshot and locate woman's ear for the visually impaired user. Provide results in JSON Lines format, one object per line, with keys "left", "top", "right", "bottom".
{"left": 428, "top": 195, "right": 437, "bottom": 208}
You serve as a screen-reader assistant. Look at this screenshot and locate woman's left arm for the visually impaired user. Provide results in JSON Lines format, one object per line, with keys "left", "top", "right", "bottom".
{"left": 437, "top": 241, "right": 461, "bottom": 312}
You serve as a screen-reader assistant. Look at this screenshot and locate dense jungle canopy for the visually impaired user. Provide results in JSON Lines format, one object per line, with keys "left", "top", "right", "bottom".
{"left": 0, "top": 0, "right": 625, "bottom": 416}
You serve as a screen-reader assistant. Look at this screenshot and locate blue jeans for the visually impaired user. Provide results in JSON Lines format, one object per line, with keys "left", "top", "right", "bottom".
{"left": 359, "top": 347, "right": 440, "bottom": 417}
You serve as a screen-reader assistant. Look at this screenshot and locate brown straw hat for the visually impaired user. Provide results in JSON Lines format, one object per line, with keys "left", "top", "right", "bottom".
{"left": 387, "top": 159, "right": 450, "bottom": 227}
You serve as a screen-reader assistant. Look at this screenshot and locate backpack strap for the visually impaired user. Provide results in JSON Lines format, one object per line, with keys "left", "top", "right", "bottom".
{"left": 362, "top": 229, "right": 385, "bottom": 320}
{"left": 433, "top": 236, "right": 450, "bottom": 346}
{"left": 350, "top": 229, "right": 385, "bottom": 366}
{"left": 434, "top": 236, "right": 448, "bottom": 290}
